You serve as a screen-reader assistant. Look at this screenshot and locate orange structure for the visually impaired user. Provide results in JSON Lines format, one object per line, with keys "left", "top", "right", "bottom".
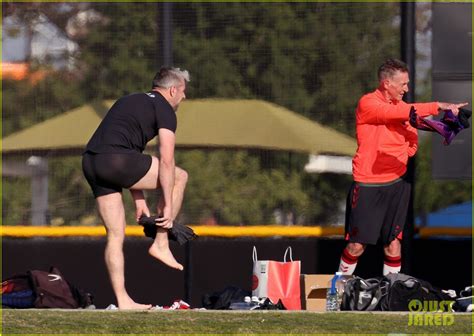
{"left": 2, "top": 62, "right": 47, "bottom": 83}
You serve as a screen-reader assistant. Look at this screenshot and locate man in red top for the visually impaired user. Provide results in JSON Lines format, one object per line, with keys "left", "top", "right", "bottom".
{"left": 338, "top": 58, "right": 467, "bottom": 276}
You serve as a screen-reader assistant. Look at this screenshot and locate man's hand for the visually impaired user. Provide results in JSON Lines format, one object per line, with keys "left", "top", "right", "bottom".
{"left": 156, "top": 205, "right": 173, "bottom": 229}
{"left": 135, "top": 199, "right": 150, "bottom": 222}
{"left": 130, "top": 190, "right": 150, "bottom": 221}
{"left": 438, "top": 102, "right": 469, "bottom": 115}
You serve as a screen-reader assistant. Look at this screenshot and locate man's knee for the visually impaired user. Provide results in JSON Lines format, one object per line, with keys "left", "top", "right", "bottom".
{"left": 346, "top": 242, "right": 366, "bottom": 257}
{"left": 384, "top": 238, "right": 401, "bottom": 256}
{"left": 104, "top": 224, "right": 126, "bottom": 241}
{"left": 175, "top": 167, "right": 188, "bottom": 186}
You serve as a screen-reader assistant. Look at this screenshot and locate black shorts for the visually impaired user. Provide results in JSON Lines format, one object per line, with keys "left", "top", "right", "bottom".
{"left": 82, "top": 152, "right": 152, "bottom": 198}
{"left": 344, "top": 178, "right": 411, "bottom": 245}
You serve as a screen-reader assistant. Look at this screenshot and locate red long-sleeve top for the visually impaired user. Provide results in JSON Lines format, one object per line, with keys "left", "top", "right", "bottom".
{"left": 352, "top": 89, "right": 439, "bottom": 183}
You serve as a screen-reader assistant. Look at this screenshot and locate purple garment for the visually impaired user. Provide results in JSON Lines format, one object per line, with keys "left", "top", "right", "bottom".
{"left": 409, "top": 107, "right": 468, "bottom": 145}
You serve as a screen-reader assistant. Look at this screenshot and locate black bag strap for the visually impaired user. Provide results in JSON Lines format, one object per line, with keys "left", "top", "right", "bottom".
{"left": 349, "top": 277, "right": 383, "bottom": 311}
{"left": 352, "top": 279, "right": 363, "bottom": 310}
{"left": 356, "top": 279, "right": 377, "bottom": 311}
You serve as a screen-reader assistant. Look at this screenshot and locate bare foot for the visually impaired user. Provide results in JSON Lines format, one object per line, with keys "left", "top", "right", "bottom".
{"left": 149, "top": 244, "right": 184, "bottom": 271}
{"left": 118, "top": 298, "right": 152, "bottom": 310}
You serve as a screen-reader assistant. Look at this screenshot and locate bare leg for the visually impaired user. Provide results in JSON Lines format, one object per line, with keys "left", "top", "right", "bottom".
{"left": 148, "top": 229, "right": 183, "bottom": 271}
{"left": 382, "top": 238, "right": 402, "bottom": 275}
{"left": 384, "top": 238, "right": 401, "bottom": 257}
{"left": 156, "top": 167, "right": 188, "bottom": 219}
{"left": 97, "top": 193, "right": 152, "bottom": 310}
{"left": 346, "top": 242, "right": 366, "bottom": 257}
{"left": 149, "top": 167, "right": 188, "bottom": 270}
{"left": 338, "top": 242, "right": 365, "bottom": 274}
{"left": 131, "top": 158, "right": 188, "bottom": 270}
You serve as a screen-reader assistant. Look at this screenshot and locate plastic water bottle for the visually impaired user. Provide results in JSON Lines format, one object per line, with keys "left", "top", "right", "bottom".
{"left": 326, "top": 272, "right": 343, "bottom": 311}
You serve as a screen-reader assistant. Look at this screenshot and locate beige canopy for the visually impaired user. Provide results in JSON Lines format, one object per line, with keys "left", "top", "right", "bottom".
{"left": 2, "top": 99, "right": 356, "bottom": 156}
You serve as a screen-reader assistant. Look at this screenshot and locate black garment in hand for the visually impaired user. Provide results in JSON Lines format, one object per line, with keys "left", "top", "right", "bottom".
{"left": 409, "top": 106, "right": 472, "bottom": 145}
{"left": 138, "top": 215, "right": 198, "bottom": 245}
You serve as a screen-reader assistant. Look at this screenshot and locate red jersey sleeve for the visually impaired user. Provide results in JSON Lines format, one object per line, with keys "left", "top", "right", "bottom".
{"left": 357, "top": 93, "right": 439, "bottom": 125}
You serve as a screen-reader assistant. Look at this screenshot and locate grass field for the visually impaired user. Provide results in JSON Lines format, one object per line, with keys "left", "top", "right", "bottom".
{"left": 1, "top": 309, "right": 472, "bottom": 334}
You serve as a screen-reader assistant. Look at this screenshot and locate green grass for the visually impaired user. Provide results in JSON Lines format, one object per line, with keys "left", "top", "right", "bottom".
{"left": 1, "top": 309, "right": 472, "bottom": 334}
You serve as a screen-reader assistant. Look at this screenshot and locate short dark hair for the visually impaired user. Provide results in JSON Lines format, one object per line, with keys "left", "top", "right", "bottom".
{"left": 152, "top": 67, "right": 190, "bottom": 89}
{"left": 378, "top": 59, "right": 408, "bottom": 82}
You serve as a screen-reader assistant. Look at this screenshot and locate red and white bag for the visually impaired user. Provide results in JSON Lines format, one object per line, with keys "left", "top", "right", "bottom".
{"left": 251, "top": 246, "right": 301, "bottom": 310}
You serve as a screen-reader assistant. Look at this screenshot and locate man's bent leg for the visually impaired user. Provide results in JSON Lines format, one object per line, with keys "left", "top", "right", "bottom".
{"left": 383, "top": 238, "right": 402, "bottom": 275}
{"left": 157, "top": 167, "right": 188, "bottom": 219}
{"left": 148, "top": 229, "right": 183, "bottom": 270}
{"left": 338, "top": 242, "right": 365, "bottom": 275}
{"left": 149, "top": 168, "right": 188, "bottom": 270}
{"left": 130, "top": 157, "right": 186, "bottom": 270}
{"left": 148, "top": 167, "right": 188, "bottom": 270}
{"left": 170, "top": 167, "right": 188, "bottom": 218}
{"left": 130, "top": 157, "right": 188, "bottom": 219}
{"left": 96, "top": 193, "right": 152, "bottom": 309}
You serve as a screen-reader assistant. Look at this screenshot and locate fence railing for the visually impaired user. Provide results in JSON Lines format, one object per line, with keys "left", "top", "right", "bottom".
{"left": 1, "top": 225, "right": 470, "bottom": 238}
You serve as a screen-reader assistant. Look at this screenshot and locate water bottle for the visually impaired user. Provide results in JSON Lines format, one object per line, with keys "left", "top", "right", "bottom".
{"left": 326, "top": 272, "right": 343, "bottom": 311}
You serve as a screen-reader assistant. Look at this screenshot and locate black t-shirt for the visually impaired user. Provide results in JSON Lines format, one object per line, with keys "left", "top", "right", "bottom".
{"left": 85, "top": 91, "right": 177, "bottom": 154}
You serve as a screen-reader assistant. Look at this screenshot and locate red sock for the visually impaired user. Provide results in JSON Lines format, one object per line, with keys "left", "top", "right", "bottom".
{"left": 338, "top": 248, "right": 359, "bottom": 275}
{"left": 383, "top": 255, "right": 401, "bottom": 275}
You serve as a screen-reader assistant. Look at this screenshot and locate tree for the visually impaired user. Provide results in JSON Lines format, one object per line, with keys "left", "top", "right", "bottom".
{"left": 414, "top": 137, "right": 471, "bottom": 218}
{"left": 175, "top": 150, "right": 309, "bottom": 225}
{"left": 2, "top": 74, "right": 84, "bottom": 137}
{"left": 173, "top": 2, "right": 400, "bottom": 134}
{"left": 76, "top": 3, "right": 160, "bottom": 100}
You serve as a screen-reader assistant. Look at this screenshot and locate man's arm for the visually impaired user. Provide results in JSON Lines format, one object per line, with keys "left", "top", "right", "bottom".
{"left": 358, "top": 96, "right": 468, "bottom": 125}
{"left": 437, "top": 102, "right": 469, "bottom": 114}
{"left": 158, "top": 128, "right": 176, "bottom": 229}
{"left": 357, "top": 97, "right": 439, "bottom": 124}
{"left": 130, "top": 189, "right": 150, "bottom": 221}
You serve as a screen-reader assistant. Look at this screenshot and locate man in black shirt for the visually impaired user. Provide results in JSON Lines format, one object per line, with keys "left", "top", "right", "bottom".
{"left": 82, "top": 67, "right": 190, "bottom": 309}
